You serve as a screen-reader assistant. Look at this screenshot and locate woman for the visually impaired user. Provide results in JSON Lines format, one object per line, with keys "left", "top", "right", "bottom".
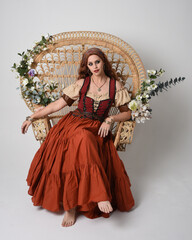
{"left": 21, "top": 47, "right": 135, "bottom": 227}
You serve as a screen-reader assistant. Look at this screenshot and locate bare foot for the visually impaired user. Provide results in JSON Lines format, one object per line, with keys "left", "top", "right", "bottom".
{"left": 98, "top": 200, "right": 113, "bottom": 213}
{"left": 61, "top": 207, "right": 77, "bottom": 227}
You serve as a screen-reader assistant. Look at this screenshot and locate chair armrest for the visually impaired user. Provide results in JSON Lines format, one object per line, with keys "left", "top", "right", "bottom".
{"left": 31, "top": 117, "right": 51, "bottom": 144}
{"left": 113, "top": 120, "right": 136, "bottom": 151}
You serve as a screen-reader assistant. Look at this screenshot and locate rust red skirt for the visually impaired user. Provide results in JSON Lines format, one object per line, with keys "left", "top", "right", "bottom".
{"left": 26, "top": 109, "right": 135, "bottom": 219}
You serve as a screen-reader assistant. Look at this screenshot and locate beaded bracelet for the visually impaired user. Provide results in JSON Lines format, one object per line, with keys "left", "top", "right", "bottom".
{"left": 104, "top": 117, "right": 114, "bottom": 125}
{"left": 26, "top": 116, "right": 36, "bottom": 122}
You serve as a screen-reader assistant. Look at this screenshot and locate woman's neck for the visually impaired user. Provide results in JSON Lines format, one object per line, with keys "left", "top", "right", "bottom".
{"left": 91, "top": 73, "right": 107, "bottom": 84}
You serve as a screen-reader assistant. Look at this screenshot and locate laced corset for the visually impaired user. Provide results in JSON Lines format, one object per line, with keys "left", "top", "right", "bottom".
{"left": 75, "top": 76, "right": 115, "bottom": 122}
{"left": 62, "top": 76, "right": 131, "bottom": 122}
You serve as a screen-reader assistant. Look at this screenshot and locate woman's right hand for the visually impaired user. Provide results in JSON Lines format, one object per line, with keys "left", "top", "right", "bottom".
{"left": 21, "top": 106, "right": 44, "bottom": 134}
{"left": 21, "top": 120, "right": 32, "bottom": 134}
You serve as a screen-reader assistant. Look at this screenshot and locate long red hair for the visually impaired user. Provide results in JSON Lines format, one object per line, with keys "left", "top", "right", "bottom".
{"left": 77, "top": 47, "right": 119, "bottom": 81}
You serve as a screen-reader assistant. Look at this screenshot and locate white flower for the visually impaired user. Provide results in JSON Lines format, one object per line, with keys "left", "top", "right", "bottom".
{"left": 23, "top": 79, "right": 29, "bottom": 86}
{"left": 131, "top": 113, "right": 135, "bottom": 120}
{"left": 142, "top": 93, "right": 149, "bottom": 98}
{"left": 137, "top": 100, "right": 143, "bottom": 108}
{"left": 128, "top": 100, "right": 138, "bottom": 111}
{"left": 147, "top": 86, "right": 152, "bottom": 91}
{"left": 147, "top": 70, "right": 156, "bottom": 75}
{"left": 50, "top": 80, "right": 56, "bottom": 84}
{"left": 44, "top": 83, "right": 50, "bottom": 91}
{"left": 145, "top": 79, "right": 151, "bottom": 84}
{"left": 131, "top": 111, "right": 139, "bottom": 120}
{"left": 151, "top": 84, "right": 158, "bottom": 90}
{"left": 28, "top": 58, "right": 33, "bottom": 65}
{"left": 141, "top": 105, "right": 147, "bottom": 111}
{"left": 33, "top": 77, "right": 39, "bottom": 83}
{"left": 136, "top": 117, "right": 141, "bottom": 123}
{"left": 134, "top": 112, "right": 139, "bottom": 117}
{"left": 140, "top": 117, "right": 146, "bottom": 123}
{"left": 144, "top": 110, "right": 151, "bottom": 117}
{"left": 30, "top": 86, "right": 35, "bottom": 91}
{"left": 136, "top": 95, "right": 142, "bottom": 101}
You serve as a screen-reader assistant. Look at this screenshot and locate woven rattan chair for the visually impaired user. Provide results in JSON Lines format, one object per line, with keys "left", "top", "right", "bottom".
{"left": 21, "top": 31, "right": 146, "bottom": 151}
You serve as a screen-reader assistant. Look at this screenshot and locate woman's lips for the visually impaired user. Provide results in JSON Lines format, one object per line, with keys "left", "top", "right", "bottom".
{"left": 94, "top": 69, "right": 99, "bottom": 73}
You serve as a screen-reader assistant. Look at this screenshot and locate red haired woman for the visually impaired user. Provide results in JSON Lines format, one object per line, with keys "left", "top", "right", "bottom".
{"left": 21, "top": 47, "right": 135, "bottom": 227}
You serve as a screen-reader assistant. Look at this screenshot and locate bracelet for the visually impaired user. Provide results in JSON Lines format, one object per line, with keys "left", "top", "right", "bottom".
{"left": 26, "top": 116, "right": 36, "bottom": 122}
{"left": 104, "top": 117, "right": 114, "bottom": 125}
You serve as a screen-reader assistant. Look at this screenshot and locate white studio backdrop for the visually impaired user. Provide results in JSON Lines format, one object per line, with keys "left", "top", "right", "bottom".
{"left": 0, "top": 0, "right": 192, "bottom": 240}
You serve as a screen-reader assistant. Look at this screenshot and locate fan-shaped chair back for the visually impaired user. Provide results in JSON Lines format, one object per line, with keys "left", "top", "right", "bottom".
{"left": 21, "top": 31, "right": 146, "bottom": 151}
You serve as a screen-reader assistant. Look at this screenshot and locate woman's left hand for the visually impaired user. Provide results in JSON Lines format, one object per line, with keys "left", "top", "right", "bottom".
{"left": 98, "top": 117, "right": 113, "bottom": 138}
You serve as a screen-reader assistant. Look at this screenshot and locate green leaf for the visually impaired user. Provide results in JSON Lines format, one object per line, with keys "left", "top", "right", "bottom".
{"left": 150, "top": 75, "right": 157, "bottom": 79}
{"left": 12, "top": 63, "right": 17, "bottom": 69}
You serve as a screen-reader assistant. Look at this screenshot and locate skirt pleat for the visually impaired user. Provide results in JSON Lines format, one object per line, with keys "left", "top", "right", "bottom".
{"left": 26, "top": 111, "right": 135, "bottom": 219}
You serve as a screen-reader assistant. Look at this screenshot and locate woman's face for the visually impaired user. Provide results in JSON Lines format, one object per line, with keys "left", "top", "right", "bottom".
{"left": 87, "top": 55, "right": 104, "bottom": 76}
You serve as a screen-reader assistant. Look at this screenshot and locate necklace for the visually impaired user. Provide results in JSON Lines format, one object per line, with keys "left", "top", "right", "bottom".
{"left": 91, "top": 76, "right": 108, "bottom": 92}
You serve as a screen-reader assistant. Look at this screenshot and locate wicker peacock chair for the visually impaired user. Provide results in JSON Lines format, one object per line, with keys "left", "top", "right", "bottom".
{"left": 21, "top": 31, "right": 146, "bottom": 151}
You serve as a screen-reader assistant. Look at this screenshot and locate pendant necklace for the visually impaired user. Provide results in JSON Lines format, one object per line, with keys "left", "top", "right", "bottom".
{"left": 91, "top": 76, "right": 107, "bottom": 92}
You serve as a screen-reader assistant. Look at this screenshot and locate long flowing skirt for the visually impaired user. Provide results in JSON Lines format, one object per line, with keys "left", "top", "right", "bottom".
{"left": 26, "top": 110, "right": 135, "bottom": 219}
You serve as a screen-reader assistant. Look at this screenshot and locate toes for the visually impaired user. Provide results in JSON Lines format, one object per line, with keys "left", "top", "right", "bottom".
{"left": 106, "top": 204, "right": 110, "bottom": 213}
{"left": 106, "top": 206, "right": 110, "bottom": 213}
{"left": 107, "top": 202, "right": 113, "bottom": 212}
{"left": 98, "top": 205, "right": 103, "bottom": 212}
{"left": 62, "top": 221, "right": 66, "bottom": 227}
{"left": 103, "top": 206, "right": 108, "bottom": 213}
{"left": 104, "top": 206, "right": 107, "bottom": 213}
{"left": 62, "top": 220, "right": 75, "bottom": 227}
{"left": 98, "top": 201, "right": 114, "bottom": 213}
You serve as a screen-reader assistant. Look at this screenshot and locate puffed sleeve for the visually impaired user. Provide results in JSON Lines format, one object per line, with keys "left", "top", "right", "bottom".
{"left": 114, "top": 86, "right": 131, "bottom": 112}
{"left": 62, "top": 81, "right": 81, "bottom": 106}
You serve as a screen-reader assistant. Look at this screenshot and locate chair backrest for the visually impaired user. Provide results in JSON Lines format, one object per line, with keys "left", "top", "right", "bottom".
{"left": 21, "top": 31, "right": 146, "bottom": 148}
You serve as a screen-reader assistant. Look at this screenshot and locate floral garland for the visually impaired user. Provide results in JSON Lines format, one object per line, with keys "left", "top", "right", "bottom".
{"left": 11, "top": 34, "right": 60, "bottom": 106}
{"left": 128, "top": 69, "right": 185, "bottom": 123}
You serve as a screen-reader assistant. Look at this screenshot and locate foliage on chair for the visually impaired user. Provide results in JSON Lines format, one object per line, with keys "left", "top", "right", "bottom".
{"left": 128, "top": 69, "right": 185, "bottom": 123}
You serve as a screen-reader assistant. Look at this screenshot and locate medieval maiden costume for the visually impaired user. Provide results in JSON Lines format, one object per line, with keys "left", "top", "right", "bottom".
{"left": 26, "top": 75, "right": 135, "bottom": 219}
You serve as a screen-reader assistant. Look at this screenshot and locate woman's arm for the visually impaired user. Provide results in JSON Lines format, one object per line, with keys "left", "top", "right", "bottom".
{"left": 29, "top": 97, "right": 67, "bottom": 119}
{"left": 21, "top": 97, "right": 67, "bottom": 134}
{"left": 107, "top": 110, "right": 131, "bottom": 123}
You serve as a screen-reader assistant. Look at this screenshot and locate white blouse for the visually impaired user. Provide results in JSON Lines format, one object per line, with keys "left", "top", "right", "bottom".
{"left": 62, "top": 81, "right": 131, "bottom": 108}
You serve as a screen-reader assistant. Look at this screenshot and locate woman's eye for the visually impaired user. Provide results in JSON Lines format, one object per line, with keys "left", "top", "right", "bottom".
{"left": 88, "top": 60, "right": 100, "bottom": 66}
